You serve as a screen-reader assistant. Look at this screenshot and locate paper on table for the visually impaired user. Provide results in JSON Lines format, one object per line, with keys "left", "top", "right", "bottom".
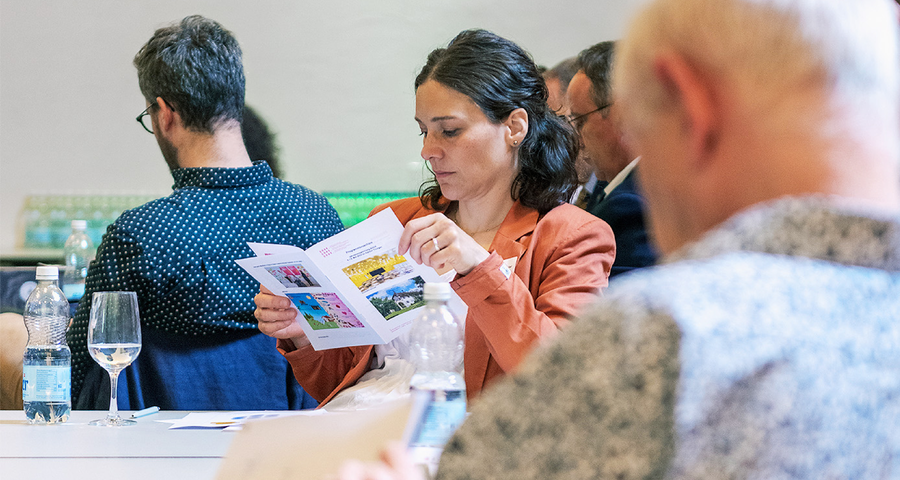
{"left": 215, "top": 398, "right": 415, "bottom": 480}
{"left": 166, "top": 410, "right": 325, "bottom": 430}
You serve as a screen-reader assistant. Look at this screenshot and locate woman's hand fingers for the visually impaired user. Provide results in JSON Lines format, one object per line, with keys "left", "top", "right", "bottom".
{"left": 257, "top": 317, "right": 304, "bottom": 339}
{"left": 398, "top": 215, "right": 433, "bottom": 256}
{"left": 419, "top": 227, "right": 460, "bottom": 271}
{"left": 254, "top": 289, "right": 293, "bottom": 310}
{"left": 398, "top": 213, "right": 490, "bottom": 275}
{"left": 381, "top": 443, "right": 424, "bottom": 479}
{"left": 333, "top": 443, "right": 426, "bottom": 480}
{"left": 253, "top": 287, "right": 310, "bottom": 349}
{"left": 400, "top": 214, "right": 448, "bottom": 264}
{"left": 419, "top": 221, "right": 487, "bottom": 275}
{"left": 254, "top": 292, "right": 296, "bottom": 320}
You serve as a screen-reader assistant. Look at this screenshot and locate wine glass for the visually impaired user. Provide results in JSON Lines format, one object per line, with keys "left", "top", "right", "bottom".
{"left": 87, "top": 291, "right": 142, "bottom": 426}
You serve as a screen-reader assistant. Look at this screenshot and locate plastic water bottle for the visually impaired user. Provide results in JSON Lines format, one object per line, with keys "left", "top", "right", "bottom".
{"left": 23, "top": 196, "right": 52, "bottom": 249}
{"left": 48, "top": 198, "right": 71, "bottom": 249}
{"left": 408, "top": 282, "right": 466, "bottom": 451}
{"left": 63, "top": 220, "right": 93, "bottom": 301}
{"left": 23, "top": 266, "right": 71, "bottom": 424}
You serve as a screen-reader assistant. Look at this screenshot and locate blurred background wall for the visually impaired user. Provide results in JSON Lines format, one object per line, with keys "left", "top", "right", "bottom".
{"left": 0, "top": 0, "right": 642, "bottom": 253}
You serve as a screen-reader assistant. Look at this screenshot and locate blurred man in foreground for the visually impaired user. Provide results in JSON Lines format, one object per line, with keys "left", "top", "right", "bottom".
{"left": 568, "top": 41, "right": 656, "bottom": 278}
{"left": 339, "top": 0, "right": 900, "bottom": 478}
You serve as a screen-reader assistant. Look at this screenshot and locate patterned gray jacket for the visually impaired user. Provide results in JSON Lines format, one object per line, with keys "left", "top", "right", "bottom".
{"left": 437, "top": 196, "right": 900, "bottom": 480}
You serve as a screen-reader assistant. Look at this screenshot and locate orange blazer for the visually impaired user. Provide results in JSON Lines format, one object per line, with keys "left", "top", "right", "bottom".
{"left": 277, "top": 197, "right": 615, "bottom": 404}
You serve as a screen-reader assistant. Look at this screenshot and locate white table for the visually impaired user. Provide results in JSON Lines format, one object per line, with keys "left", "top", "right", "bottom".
{"left": 0, "top": 410, "right": 234, "bottom": 480}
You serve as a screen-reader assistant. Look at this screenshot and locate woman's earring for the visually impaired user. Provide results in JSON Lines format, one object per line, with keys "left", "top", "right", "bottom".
{"left": 513, "top": 140, "right": 519, "bottom": 146}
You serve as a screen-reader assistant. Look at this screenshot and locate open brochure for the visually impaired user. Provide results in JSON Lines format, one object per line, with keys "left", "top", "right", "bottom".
{"left": 236, "top": 208, "right": 465, "bottom": 351}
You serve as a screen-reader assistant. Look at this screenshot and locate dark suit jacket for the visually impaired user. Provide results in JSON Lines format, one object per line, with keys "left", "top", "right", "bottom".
{"left": 587, "top": 169, "right": 657, "bottom": 278}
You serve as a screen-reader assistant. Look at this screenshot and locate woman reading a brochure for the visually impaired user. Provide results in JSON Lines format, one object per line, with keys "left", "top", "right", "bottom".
{"left": 254, "top": 29, "right": 616, "bottom": 407}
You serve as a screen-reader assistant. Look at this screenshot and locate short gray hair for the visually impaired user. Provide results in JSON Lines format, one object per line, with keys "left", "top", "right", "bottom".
{"left": 615, "top": 0, "right": 900, "bottom": 132}
{"left": 134, "top": 15, "right": 245, "bottom": 134}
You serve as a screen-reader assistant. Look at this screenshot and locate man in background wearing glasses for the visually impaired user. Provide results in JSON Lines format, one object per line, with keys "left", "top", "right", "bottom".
{"left": 567, "top": 41, "right": 656, "bottom": 278}
{"left": 68, "top": 15, "right": 343, "bottom": 413}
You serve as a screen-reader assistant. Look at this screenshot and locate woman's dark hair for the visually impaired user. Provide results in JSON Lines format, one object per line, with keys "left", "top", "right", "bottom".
{"left": 242, "top": 105, "right": 283, "bottom": 178}
{"left": 414, "top": 29, "right": 580, "bottom": 214}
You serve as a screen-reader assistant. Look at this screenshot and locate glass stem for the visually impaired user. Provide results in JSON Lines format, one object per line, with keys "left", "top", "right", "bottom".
{"left": 108, "top": 370, "right": 120, "bottom": 419}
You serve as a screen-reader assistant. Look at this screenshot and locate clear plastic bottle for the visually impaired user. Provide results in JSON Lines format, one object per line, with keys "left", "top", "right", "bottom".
{"left": 21, "top": 196, "right": 40, "bottom": 248}
{"left": 48, "top": 197, "right": 71, "bottom": 249}
{"left": 25, "top": 196, "right": 52, "bottom": 249}
{"left": 408, "top": 282, "right": 466, "bottom": 451}
{"left": 62, "top": 220, "right": 93, "bottom": 301}
{"left": 87, "top": 196, "right": 109, "bottom": 247}
{"left": 23, "top": 266, "right": 71, "bottom": 424}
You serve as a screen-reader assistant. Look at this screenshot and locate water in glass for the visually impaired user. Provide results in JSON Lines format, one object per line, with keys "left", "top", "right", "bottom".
{"left": 87, "top": 291, "right": 142, "bottom": 426}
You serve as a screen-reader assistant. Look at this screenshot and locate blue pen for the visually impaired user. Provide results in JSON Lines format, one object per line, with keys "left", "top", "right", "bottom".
{"left": 131, "top": 406, "right": 160, "bottom": 418}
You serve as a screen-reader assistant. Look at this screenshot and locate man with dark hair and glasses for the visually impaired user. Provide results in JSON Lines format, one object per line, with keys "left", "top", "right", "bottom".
{"left": 567, "top": 41, "right": 656, "bottom": 278}
{"left": 68, "top": 15, "right": 344, "bottom": 412}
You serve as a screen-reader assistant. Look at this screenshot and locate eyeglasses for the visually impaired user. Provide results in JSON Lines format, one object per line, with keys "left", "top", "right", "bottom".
{"left": 567, "top": 103, "right": 611, "bottom": 132}
{"left": 136, "top": 102, "right": 158, "bottom": 134}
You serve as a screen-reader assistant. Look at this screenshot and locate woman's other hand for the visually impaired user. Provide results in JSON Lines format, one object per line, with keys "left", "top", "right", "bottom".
{"left": 253, "top": 285, "right": 310, "bottom": 349}
{"left": 399, "top": 213, "right": 490, "bottom": 276}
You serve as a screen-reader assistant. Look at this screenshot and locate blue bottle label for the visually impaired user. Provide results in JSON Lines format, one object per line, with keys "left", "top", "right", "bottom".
{"left": 22, "top": 365, "right": 71, "bottom": 402}
{"left": 409, "top": 390, "right": 467, "bottom": 448}
{"left": 62, "top": 283, "right": 85, "bottom": 301}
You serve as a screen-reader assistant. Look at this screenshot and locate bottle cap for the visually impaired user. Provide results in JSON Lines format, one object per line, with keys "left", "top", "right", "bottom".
{"left": 71, "top": 219, "right": 87, "bottom": 231}
{"left": 35, "top": 266, "right": 59, "bottom": 280}
{"left": 423, "top": 282, "right": 452, "bottom": 300}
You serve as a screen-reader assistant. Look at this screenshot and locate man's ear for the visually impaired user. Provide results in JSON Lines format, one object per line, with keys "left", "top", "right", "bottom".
{"left": 155, "top": 97, "right": 178, "bottom": 133}
{"left": 651, "top": 51, "right": 718, "bottom": 166}
{"left": 504, "top": 107, "right": 529, "bottom": 147}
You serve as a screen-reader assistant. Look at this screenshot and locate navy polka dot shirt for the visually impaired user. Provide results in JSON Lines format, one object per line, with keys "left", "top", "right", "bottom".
{"left": 67, "top": 161, "right": 344, "bottom": 402}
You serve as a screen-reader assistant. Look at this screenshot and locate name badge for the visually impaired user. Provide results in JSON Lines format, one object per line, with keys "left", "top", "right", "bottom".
{"left": 500, "top": 257, "right": 517, "bottom": 279}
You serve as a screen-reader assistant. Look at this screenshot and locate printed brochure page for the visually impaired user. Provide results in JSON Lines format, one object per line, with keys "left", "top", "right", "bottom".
{"left": 236, "top": 208, "right": 464, "bottom": 350}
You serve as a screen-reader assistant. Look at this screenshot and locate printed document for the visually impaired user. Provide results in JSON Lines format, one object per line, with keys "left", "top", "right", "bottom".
{"left": 236, "top": 208, "right": 465, "bottom": 350}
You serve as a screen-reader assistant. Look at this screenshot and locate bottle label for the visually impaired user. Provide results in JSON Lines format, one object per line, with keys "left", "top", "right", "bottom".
{"left": 22, "top": 366, "right": 71, "bottom": 402}
{"left": 62, "top": 283, "right": 86, "bottom": 301}
{"left": 409, "top": 390, "right": 467, "bottom": 448}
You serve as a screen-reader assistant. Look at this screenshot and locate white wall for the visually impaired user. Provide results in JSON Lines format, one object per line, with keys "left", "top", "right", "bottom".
{"left": 0, "top": 0, "right": 642, "bottom": 252}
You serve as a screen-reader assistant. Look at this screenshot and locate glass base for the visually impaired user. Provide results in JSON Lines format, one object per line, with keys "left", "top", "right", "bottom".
{"left": 89, "top": 416, "right": 136, "bottom": 427}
